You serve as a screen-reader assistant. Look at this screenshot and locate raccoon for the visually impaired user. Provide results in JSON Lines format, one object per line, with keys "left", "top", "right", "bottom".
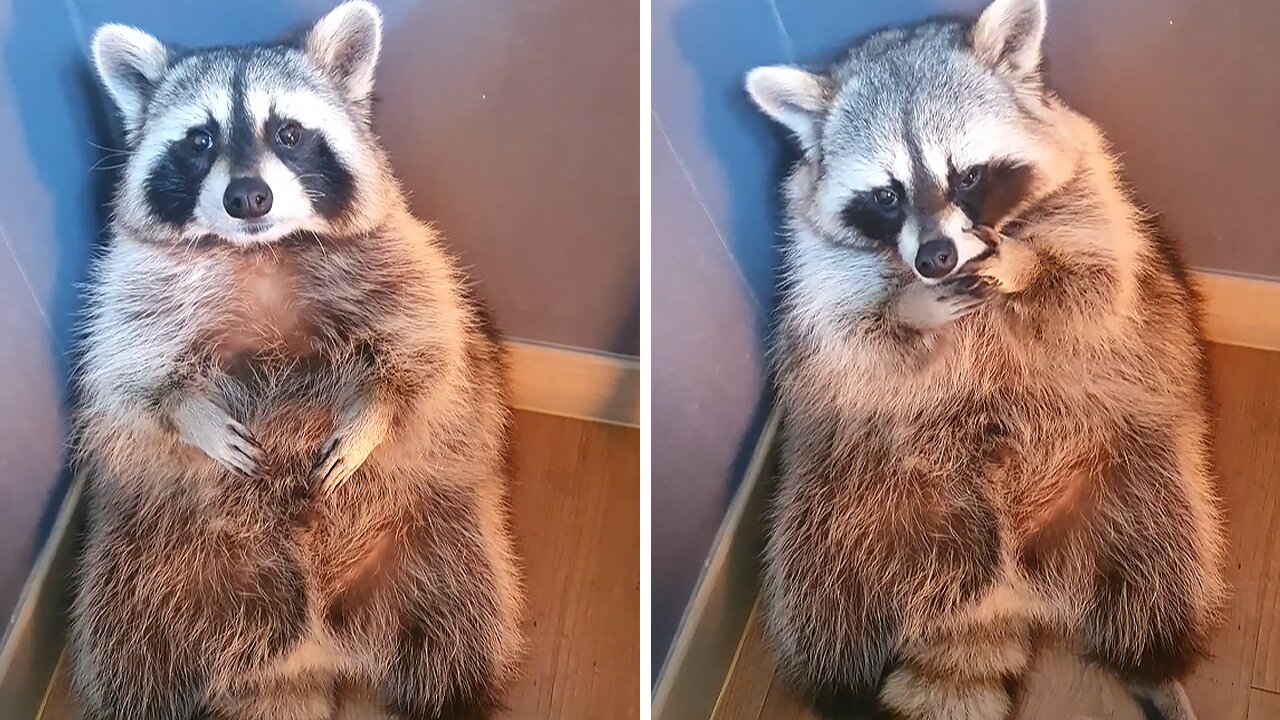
{"left": 70, "top": 3, "right": 523, "bottom": 718}
{"left": 745, "top": 0, "right": 1227, "bottom": 718}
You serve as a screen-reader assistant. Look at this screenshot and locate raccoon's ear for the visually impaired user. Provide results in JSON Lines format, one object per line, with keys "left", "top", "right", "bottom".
{"left": 745, "top": 66, "right": 829, "bottom": 150}
{"left": 90, "top": 24, "right": 169, "bottom": 135}
{"left": 306, "top": 0, "right": 383, "bottom": 105}
{"left": 972, "top": 0, "right": 1047, "bottom": 80}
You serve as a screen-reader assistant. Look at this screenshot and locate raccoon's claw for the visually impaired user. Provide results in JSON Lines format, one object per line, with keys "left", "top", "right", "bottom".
{"left": 173, "top": 394, "right": 261, "bottom": 475}
{"left": 963, "top": 226, "right": 1037, "bottom": 293}
{"left": 311, "top": 435, "right": 344, "bottom": 491}
{"left": 936, "top": 275, "right": 996, "bottom": 317}
{"left": 940, "top": 274, "right": 997, "bottom": 301}
{"left": 970, "top": 225, "right": 1004, "bottom": 248}
{"left": 221, "top": 419, "right": 264, "bottom": 475}
{"left": 310, "top": 430, "right": 374, "bottom": 494}
{"left": 311, "top": 398, "right": 390, "bottom": 494}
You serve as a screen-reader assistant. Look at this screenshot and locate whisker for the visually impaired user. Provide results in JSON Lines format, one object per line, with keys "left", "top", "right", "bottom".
{"left": 87, "top": 140, "right": 130, "bottom": 153}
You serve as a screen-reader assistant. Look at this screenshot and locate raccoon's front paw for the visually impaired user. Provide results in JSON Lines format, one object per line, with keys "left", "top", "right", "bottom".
{"left": 311, "top": 428, "right": 382, "bottom": 494}
{"left": 311, "top": 404, "right": 389, "bottom": 494}
{"left": 172, "top": 395, "right": 262, "bottom": 475}
{"left": 892, "top": 275, "right": 996, "bottom": 330}
{"left": 962, "top": 226, "right": 1036, "bottom": 293}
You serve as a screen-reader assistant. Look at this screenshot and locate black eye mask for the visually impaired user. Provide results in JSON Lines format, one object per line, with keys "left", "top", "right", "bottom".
{"left": 952, "top": 161, "right": 1036, "bottom": 228}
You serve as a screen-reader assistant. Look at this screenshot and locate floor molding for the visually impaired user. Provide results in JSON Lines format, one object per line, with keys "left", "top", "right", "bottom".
{"left": 1193, "top": 271, "right": 1280, "bottom": 352}
{"left": 653, "top": 410, "right": 779, "bottom": 720}
{"left": 0, "top": 475, "right": 84, "bottom": 719}
{"left": 508, "top": 340, "right": 640, "bottom": 427}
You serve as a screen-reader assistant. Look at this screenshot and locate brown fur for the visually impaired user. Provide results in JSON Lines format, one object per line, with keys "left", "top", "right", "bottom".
{"left": 70, "top": 5, "right": 523, "bottom": 719}
{"left": 751, "top": 2, "right": 1228, "bottom": 719}
{"left": 71, "top": 222, "right": 524, "bottom": 720}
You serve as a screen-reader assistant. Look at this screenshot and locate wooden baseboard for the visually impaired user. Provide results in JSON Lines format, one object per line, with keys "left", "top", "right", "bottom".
{"left": 653, "top": 410, "right": 779, "bottom": 720}
{"left": 1192, "top": 271, "right": 1280, "bottom": 352}
{"left": 0, "top": 475, "right": 84, "bottom": 719}
{"left": 0, "top": 340, "right": 638, "bottom": 718}
{"left": 508, "top": 340, "right": 640, "bottom": 427}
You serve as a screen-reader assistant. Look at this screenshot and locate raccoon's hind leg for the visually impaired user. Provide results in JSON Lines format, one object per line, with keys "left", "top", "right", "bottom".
{"left": 326, "top": 480, "right": 523, "bottom": 720}
{"left": 877, "top": 620, "right": 1033, "bottom": 720}
{"left": 762, "top": 465, "right": 901, "bottom": 718}
{"left": 1129, "top": 680, "right": 1198, "bottom": 720}
{"left": 70, "top": 503, "right": 308, "bottom": 720}
{"left": 763, "top": 429, "right": 1006, "bottom": 719}
{"left": 1066, "top": 421, "right": 1225, "bottom": 720}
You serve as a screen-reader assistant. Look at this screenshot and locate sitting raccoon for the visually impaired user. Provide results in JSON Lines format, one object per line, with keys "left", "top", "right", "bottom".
{"left": 70, "top": 3, "right": 523, "bottom": 718}
{"left": 745, "top": 0, "right": 1227, "bottom": 718}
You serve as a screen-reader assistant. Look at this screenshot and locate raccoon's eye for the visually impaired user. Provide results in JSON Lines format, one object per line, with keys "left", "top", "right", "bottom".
{"left": 186, "top": 130, "right": 214, "bottom": 154}
{"left": 275, "top": 121, "right": 304, "bottom": 148}
{"left": 958, "top": 166, "right": 983, "bottom": 190}
{"left": 873, "top": 187, "right": 900, "bottom": 209}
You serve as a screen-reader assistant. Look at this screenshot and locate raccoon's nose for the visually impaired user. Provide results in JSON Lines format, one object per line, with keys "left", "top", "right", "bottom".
{"left": 915, "top": 238, "right": 958, "bottom": 280}
{"left": 223, "top": 177, "right": 273, "bottom": 220}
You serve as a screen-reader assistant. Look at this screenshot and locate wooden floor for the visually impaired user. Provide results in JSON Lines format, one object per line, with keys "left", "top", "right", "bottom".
{"left": 39, "top": 411, "right": 640, "bottom": 719}
{"left": 711, "top": 344, "right": 1280, "bottom": 720}
{"left": 501, "top": 412, "right": 640, "bottom": 719}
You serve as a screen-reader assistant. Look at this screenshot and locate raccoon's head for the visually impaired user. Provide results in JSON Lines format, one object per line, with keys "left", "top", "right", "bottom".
{"left": 747, "top": 0, "right": 1082, "bottom": 283}
{"left": 90, "top": 1, "right": 398, "bottom": 247}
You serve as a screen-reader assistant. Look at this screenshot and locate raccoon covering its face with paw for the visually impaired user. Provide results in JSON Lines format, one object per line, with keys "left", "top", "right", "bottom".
{"left": 749, "top": 0, "right": 1087, "bottom": 286}
{"left": 748, "top": 1, "right": 1226, "bottom": 719}
{"left": 94, "top": 1, "right": 397, "bottom": 246}
{"left": 72, "top": 4, "right": 524, "bottom": 719}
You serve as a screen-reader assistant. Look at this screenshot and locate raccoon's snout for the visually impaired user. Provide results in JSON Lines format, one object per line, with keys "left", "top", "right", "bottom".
{"left": 915, "top": 238, "right": 957, "bottom": 280}
{"left": 224, "top": 177, "right": 274, "bottom": 220}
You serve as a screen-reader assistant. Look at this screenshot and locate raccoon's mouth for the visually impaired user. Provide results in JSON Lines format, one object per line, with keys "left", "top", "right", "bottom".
{"left": 212, "top": 219, "right": 293, "bottom": 246}
{"left": 238, "top": 220, "right": 274, "bottom": 236}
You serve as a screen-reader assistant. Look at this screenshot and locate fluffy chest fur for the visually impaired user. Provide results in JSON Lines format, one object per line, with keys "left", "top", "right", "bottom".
{"left": 85, "top": 239, "right": 387, "bottom": 484}
{"left": 135, "top": 244, "right": 383, "bottom": 359}
{"left": 216, "top": 257, "right": 317, "bottom": 364}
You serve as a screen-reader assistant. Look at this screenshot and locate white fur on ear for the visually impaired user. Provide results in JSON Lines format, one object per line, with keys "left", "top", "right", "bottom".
{"left": 972, "top": 0, "right": 1048, "bottom": 79}
{"left": 306, "top": 0, "right": 384, "bottom": 103}
{"left": 745, "top": 66, "right": 829, "bottom": 150}
{"left": 90, "top": 24, "right": 169, "bottom": 135}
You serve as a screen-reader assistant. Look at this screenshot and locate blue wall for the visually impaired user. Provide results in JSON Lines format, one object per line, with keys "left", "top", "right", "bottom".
{"left": 0, "top": 0, "right": 102, "bottom": 625}
{"left": 652, "top": 0, "right": 789, "bottom": 673}
{"left": 0, "top": 0, "right": 637, "bottom": 628}
{"left": 652, "top": 0, "right": 1280, "bottom": 675}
